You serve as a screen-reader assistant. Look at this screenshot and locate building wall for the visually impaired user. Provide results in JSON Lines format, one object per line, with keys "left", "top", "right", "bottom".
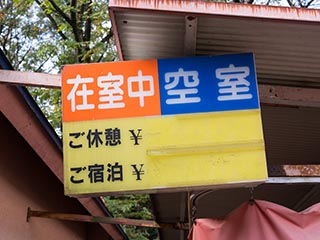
{"left": 0, "top": 113, "right": 110, "bottom": 240}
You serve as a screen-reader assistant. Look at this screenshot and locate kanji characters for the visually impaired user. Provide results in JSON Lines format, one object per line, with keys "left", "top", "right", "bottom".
{"left": 98, "top": 73, "right": 125, "bottom": 109}
{"left": 105, "top": 128, "right": 121, "bottom": 146}
{"left": 65, "top": 60, "right": 255, "bottom": 116}
{"left": 216, "top": 64, "right": 252, "bottom": 101}
{"left": 66, "top": 71, "right": 155, "bottom": 112}
{"left": 68, "top": 127, "right": 135, "bottom": 149}
{"left": 107, "top": 162, "right": 123, "bottom": 182}
{"left": 67, "top": 75, "right": 94, "bottom": 112}
{"left": 127, "top": 70, "right": 155, "bottom": 107}
{"left": 164, "top": 68, "right": 201, "bottom": 104}
{"left": 87, "top": 129, "right": 103, "bottom": 148}
{"left": 88, "top": 164, "right": 104, "bottom": 183}
{"left": 70, "top": 162, "right": 145, "bottom": 184}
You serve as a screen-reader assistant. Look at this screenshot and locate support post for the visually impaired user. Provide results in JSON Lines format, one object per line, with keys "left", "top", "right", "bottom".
{"left": 27, "top": 208, "right": 189, "bottom": 230}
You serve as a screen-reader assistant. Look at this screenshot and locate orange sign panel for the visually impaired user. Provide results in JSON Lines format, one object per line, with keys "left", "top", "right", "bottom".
{"left": 62, "top": 59, "right": 160, "bottom": 122}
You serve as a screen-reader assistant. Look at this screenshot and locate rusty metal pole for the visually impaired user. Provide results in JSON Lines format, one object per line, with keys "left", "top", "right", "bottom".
{"left": 27, "top": 208, "right": 189, "bottom": 230}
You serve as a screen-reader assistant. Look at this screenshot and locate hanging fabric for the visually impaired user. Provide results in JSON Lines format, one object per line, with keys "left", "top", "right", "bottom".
{"left": 188, "top": 200, "right": 320, "bottom": 240}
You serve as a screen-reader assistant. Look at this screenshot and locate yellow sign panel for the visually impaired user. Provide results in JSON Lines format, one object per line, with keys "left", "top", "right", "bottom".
{"left": 64, "top": 110, "right": 266, "bottom": 195}
{"left": 62, "top": 54, "right": 267, "bottom": 195}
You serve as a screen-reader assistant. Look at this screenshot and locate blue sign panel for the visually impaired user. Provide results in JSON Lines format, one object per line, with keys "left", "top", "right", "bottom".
{"left": 157, "top": 53, "right": 259, "bottom": 115}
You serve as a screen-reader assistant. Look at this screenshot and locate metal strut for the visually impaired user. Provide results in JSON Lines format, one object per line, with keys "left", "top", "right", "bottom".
{"left": 26, "top": 207, "right": 189, "bottom": 230}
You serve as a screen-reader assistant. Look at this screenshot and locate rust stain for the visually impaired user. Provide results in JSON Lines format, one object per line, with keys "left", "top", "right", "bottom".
{"left": 283, "top": 165, "right": 320, "bottom": 176}
{"left": 269, "top": 165, "right": 320, "bottom": 177}
{"left": 110, "top": 0, "right": 320, "bottom": 22}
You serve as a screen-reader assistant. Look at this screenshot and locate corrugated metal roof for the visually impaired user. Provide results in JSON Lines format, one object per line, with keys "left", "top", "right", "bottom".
{"left": 109, "top": 1, "right": 320, "bottom": 240}
{"left": 110, "top": 0, "right": 320, "bottom": 87}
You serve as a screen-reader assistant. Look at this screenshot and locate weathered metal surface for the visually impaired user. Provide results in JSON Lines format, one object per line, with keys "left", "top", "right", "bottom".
{"left": 109, "top": 0, "right": 320, "bottom": 22}
{"left": 269, "top": 165, "right": 320, "bottom": 177}
{"left": 2, "top": 69, "right": 320, "bottom": 109}
{"left": 0, "top": 69, "right": 61, "bottom": 88}
{"left": 184, "top": 16, "right": 197, "bottom": 56}
{"left": 259, "top": 85, "right": 320, "bottom": 108}
{"left": 0, "top": 84, "right": 124, "bottom": 240}
{"left": 109, "top": 8, "right": 123, "bottom": 61}
{"left": 109, "top": 0, "right": 320, "bottom": 87}
{"left": 27, "top": 208, "right": 189, "bottom": 230}
{"left": 266, "top": 177, "right": 320, "bottom": 184}
{"left": 293, "top": 185, "right": 320, "bottom": 211}
{"left": 283, "top": 165, "right": 320, "bottom": 176}
{"left": 107, "top": 3, "right": 320, "bottom": 240}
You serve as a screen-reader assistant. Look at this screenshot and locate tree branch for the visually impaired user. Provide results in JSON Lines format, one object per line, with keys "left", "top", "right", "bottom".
{"left": 35, "top": 0, "right": 68, "bottom": 40}
{"left": 101, "top": 29, "right": 113, "bottom": 43}
{"left": 70, "top": 0, "right": 77, "bottom": 28}
{"left": 2, "top": 25, "right": 10, "bottom": 50}
{"left": 96, "top": 52, "right": 105, "bottom": 63}
{"left": 80, "top": 1, "right": 92, "bottom": 63}
{"left": 68, "top": 0, "right": 84, "bottom": 62}
{"left": 305, "top": 0, "right": 316, "bottom": 7}
{"left": 70, "top": 0, "right": 82, "bottom": 43}
{"left": 35, "top": 57, "right": 51, "bottom": 72}
{"left": 286, "top": 0, "right": 295, "bottom": 7}
{"left": 84, "top": 1, "right": 92, "bottom": 42}
{"left": 47, "top": 0, "right": 71, "bottom": 23}
{"left": 96, "top": 28, "right": 114, "bottom": 62}
{"left": 297, "top": 0, "right": 304, "bottom": 7}
{"left": 14, "top": 40, "right": 22, "bottom": 58}
{"left": 17, "top": 45, "right": 33, "bottom": 67}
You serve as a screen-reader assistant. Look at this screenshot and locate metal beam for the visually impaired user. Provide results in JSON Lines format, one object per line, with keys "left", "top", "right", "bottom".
{"left": 184, "top": 16, "right": 197, "bottom": 56}
{"left": 2, "top": 70, "right": 320, "bottom": 109}
{"left": 293, "top": 185, "right": 320, "bottom": 211}
{"left": 268, "top": 165, "right": 320, "bottom": 177}
{"left": 267, "top": 164, "right": 320, "bottom": 183}
{"left": 180, "top": 192, "right": 188, "bottom": 240}
{"left": 27, "top": 208, "right": 189, "bottom": 230}
{"left": 0, "top": 69, "right": 61, "bottom": 88}
{"left": 266, "top": 177, "right": 320, "bottom": 184}
{"left": 259, "top": 84, "right": 320, "bottom": 108}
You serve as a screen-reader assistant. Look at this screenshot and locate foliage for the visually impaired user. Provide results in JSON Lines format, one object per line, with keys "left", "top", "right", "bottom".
{"left": 30, "top": 87, "right": 62, "bottom": 135}
{"left": 1, "top": 0, "right": 117, "bottom": 134}
{"left": 0, "top": 0, "right": 61, "bottom": 133}
{"left": 104, "top": 194, "right": 159, "bottom": 240}
{"left": 33, "top": 0, "right": 117, "bottom": 65}
{"left": 0, "top": 0, "right": 54, "bottom": 71}
{"left": 284, "top": 0, "right": 319, "bottom": 7}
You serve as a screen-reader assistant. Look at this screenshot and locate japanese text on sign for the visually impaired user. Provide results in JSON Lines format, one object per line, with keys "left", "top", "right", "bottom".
{"left": 62, "top": 53, "right": 259, "bottom": 122}
{"left": 62, "top": 53, "right": 267, "bottom": 196}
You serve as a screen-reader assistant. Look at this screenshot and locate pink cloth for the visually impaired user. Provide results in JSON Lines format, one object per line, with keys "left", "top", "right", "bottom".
{"left": 188, "top": 200, "right": 320, "bottom": 240}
